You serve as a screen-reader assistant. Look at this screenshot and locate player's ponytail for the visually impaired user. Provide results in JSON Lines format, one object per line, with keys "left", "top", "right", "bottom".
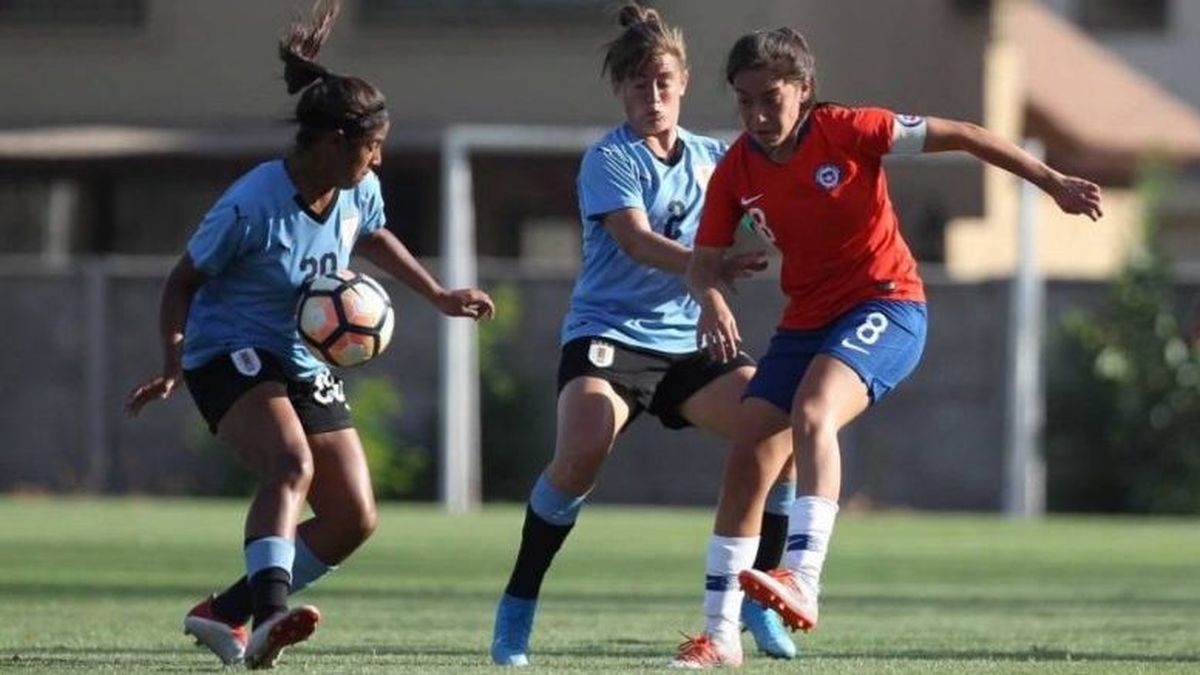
{"left": 278, "top": 0, "right": 388, "bottom": 147}
{"left": 725, "top": 27, "right": 818, "bottom": 109}
{"left": 602, "top": 2, "right": 687, "bottom": 83}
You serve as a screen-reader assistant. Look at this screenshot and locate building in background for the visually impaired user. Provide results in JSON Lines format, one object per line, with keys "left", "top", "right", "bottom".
{"left": 3, "top": 0, "right": 990, "bottom": 267}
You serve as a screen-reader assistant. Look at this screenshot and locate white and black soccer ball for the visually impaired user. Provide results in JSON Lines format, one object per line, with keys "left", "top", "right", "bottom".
{"left": 297, "top": 270, "right": 394, "bottom": 368}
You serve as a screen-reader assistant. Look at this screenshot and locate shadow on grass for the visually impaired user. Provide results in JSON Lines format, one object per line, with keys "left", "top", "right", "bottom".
{"left": 2, "top": 649, "right": 219, "bottom": 673}
{"left": 4, "top": 581, "right": 1199, "bottom": 613}
{"left": 818, "top": 647, "right": 1200, "bottom": 665}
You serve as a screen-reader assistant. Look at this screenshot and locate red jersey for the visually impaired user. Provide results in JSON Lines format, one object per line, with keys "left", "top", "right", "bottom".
{"left": 696, "top": 104, "right": 925, "bottom": 330}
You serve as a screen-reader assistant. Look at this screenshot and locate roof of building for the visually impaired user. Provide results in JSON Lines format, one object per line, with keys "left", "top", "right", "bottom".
{"left": 1010, "top": 1, "right": 1200, "bottom": 180}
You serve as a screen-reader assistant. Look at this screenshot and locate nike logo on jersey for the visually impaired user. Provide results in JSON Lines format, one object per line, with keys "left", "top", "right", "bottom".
{"left": 740, "top": 194, "right": 764, "bottom": 208}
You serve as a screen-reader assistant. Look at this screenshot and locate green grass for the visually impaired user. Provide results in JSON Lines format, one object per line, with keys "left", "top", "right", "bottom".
{"left": 0, "top": 499, "right": 1198, "bottom": 673}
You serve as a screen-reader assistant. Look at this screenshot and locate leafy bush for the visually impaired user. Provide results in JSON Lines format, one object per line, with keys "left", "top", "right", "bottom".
{"left": 1045, "top": 165, "right": 1200, "bottom": 513}
{"left": 477, "top": 282, "right": 546, "bottom": 500}
{"left": 351, "top": 376, "right": 433, "bottom": 500}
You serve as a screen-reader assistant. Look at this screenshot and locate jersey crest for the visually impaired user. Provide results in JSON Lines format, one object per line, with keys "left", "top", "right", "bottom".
{"left": 815, "top": 163, "right": 843, "bottom": 191}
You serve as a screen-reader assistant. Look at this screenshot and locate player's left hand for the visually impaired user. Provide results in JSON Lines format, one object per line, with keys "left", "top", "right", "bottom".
{"left": 435, "top": 288, "right": 496, "bottom": 320}
{"left": 1047, "top": 172, "right": 1103, "bottom": 221}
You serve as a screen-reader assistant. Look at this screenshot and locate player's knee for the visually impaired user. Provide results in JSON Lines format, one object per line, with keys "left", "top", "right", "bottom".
{"left": 547, "top": 454, "right": 603, "bottom": 494}
{"left": 792, "top": 402, "right": 838, "bottom": 443}
{"left": 267, "top": 445, "right": 314, "bottom": 491}
{"left": 353, "top": 501, "right": 379, "bottom": 542}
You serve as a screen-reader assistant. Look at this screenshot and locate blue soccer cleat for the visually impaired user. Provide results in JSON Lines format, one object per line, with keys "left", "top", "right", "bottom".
{"left": 741, "top": 597, "right": 797, "bottom": 659}
{"left": 491, "top": 594, "right": 536, "bottom": 666}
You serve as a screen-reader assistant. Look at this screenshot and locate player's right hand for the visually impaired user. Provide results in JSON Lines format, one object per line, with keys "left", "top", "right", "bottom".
{"left": 125, "top": 371, "right": 180, "bottom": 417}
{"left": 697, "top": 297, "right": 742, "bottom": 363}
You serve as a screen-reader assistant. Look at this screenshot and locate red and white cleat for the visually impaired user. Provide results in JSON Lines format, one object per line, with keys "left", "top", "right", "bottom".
{"left": 183, "top": 596, "right": 249, "bottom": 665}
{"left": 243, "top": 605, "right": 321, "bottom": 670}
{"left": 668, "top": 633, "right": 743, "bottom": 669}
{"left": 737, "top": 569, "right": 819, "bottom": 632}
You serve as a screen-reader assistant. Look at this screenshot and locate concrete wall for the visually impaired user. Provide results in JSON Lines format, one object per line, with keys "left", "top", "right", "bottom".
{"left": 0, "top": 259, "right": 1122, "bottom": 511}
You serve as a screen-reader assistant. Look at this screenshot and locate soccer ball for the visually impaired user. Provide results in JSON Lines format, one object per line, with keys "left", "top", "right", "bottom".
{"left": 297, "top": 270, "right": 394, "bottom": 368}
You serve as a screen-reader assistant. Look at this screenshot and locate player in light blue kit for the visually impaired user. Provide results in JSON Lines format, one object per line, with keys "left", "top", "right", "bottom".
{"left": 125, "top": 1, "right": 493, "bottom": 669}
{"left": 490, "top": 3, "right": 796, "bottom": 667}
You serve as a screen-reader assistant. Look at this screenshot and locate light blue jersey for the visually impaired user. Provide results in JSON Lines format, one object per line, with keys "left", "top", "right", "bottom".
{"left": 182, "top": 160, "right": 387, "bottom": 379}
{"left": 562, "top": 124, "right": 726, "bottom": 353}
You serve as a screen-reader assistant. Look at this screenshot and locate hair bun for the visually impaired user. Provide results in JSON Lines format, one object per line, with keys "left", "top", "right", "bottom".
{"left": 616, "top": 2, "right": 659, "bottom": 29}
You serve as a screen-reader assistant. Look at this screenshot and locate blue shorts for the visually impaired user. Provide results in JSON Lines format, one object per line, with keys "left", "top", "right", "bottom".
{"left": 745, "top": 300, "right": 927, "bottom": 413}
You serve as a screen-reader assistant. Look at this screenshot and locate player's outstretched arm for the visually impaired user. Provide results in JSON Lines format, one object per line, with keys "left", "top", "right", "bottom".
{"left": 687, "top": 245, "right": 742, "bottom": 363}
{"left": 125, "top": 255, "right": 207, "bottom": 417}
{"left": 354, "top": 228, "right": 495, "bottom": 320}
{"left": 923, "top": 117, "right": 1103, "bottom": 221}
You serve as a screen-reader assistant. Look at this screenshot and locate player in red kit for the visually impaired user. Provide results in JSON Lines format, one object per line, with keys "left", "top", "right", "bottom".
{"left": 670, "top": 28, "right": 1102, "bottom": 668}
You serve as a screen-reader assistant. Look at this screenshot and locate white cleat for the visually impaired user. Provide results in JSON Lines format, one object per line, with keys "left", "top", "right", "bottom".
{"left": 669, "top": 632, "right": 743, "bottom": 669}
{"left": 243, "top": 605, "right": 321, "bottom": 670}
{"left": 182, "top": 596, "right": 248, "bottom": 665}
{"left": 738, "top": 568, "right": 819, "bottom": 632}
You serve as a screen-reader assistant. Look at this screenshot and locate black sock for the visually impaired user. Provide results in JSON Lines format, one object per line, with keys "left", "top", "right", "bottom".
{"left": 503, "top": 505, "right": 574, "bottom": 600}
{"left": 210, "top": 576, "right": 252, "bottom": 626}
{"left": 249, "top": 567, "right": 291, "bottom": 629}
{"left": 754, "top": 512, "right": 788, "bottom": 571}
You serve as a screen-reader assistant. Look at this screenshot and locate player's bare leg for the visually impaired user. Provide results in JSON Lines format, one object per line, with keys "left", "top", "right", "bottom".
{"left": 740, "top": 356, "right": 868, "bottom": 633}
{"left": 681, "top": 367, "right": 799, "bottom": 658}
{"left": 492, "top": 377, "right": 630, "bottom": 666}
{"left": 672, "top": 399, "right": 790, "bottom": 668}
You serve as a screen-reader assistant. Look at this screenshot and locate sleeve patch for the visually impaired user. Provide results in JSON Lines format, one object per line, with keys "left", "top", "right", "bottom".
{"left": 891, "top": 114, "right": 927, "bottom": 155}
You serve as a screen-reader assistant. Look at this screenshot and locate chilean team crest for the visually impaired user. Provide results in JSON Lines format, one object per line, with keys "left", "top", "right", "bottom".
{"left": 897, "top": 114, "right": 925, "bottom": 127}
{"left": 814, "top": 163, "right": 842, "bottom": 191}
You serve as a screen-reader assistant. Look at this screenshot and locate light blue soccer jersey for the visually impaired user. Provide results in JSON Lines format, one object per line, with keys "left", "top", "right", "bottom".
{"left": 182, "top": 160, "right": 387, "bottom": 379}
{"left": 562, "top": 124, "right": 726, "bottom": 353}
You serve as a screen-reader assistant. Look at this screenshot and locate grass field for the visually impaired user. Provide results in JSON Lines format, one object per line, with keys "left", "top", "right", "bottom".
{"left": 0, "top": 499, "right": 1198, "bottom": 673}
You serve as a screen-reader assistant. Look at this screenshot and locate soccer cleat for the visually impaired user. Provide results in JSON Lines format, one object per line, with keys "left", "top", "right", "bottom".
{"left": 738, "top": 568, "right": 818, "bottom": 633}
{"left": 243, "top": 604, "right": 321, "bottom": 670}
{"left": 490, "top": 594, "right": 535, "bottom": 666}
{"left": 668, "top": 632, "right": 743, "bottom": 669}
{"left": 741, "top": 598, "right": 797, "bottom": 659}
{"left": 182, "top": 595, "right": 249, "bottom": 666}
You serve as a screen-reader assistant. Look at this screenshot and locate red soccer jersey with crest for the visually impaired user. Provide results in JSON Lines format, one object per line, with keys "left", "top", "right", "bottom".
{"left": 696, "top": 104, "right": 925, "bottom": 330}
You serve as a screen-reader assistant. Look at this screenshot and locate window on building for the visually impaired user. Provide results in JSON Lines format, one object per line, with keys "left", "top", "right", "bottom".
{"left": 357, "top": 0, "right": 608, "bottom": 25}
{"left": 0, "top": 0, "right": 145, "bottom": 27}
{"left": 1079, "top": 0, "right": 1168, "bottom": 33}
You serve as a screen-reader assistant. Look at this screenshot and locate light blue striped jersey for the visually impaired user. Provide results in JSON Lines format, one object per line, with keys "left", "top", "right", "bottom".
{"left": 182, "top": 160, "right": 387, "bottom": 379}
{"left": 562, "top": 124, "right": 726, "bottom": 353}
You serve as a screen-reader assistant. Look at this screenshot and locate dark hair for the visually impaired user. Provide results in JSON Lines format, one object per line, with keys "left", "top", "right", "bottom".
{"left": 725, "top": 27, "right": 817, "bottom": 93}
{"left": 601, "top": 2, "right": 687, "bottom": 83}
{"left": 279, "top": 0, "right": 387, "bottom": 146}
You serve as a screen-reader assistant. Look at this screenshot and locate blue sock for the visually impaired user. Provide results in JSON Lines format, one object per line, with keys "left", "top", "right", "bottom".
{"left": 529, "top": 473, "right": 585, "bottom": 526}
{"left": 502, "top": 474, "right": 584, "bottom": 599}
{"left": 765, "top": 482, "right": 796, "bottom": 516}
{"left": 244, "top": 536, "right": 295, "bottom": 627}
{"left": 245, "top": 536, "right": 296, "bottom": 582}
{"left": 290, "top": 537, "right": 335, "bottom": 595}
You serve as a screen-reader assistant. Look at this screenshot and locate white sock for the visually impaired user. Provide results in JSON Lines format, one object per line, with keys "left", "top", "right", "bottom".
{"left": 782, "top": 496, "right": 839, "bottom": 595}
{"left": 703, "top": 535, "right": 758, "bottom": 644}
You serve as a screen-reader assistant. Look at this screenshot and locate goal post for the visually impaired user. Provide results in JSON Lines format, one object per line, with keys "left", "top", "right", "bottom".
{"left": 437, "top": 124, "right": 611, "bottom": 512}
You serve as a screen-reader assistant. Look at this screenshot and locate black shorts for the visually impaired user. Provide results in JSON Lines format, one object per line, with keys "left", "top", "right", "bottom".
{"left": 557, "top": 336, "right": 755, "bottom": 430}
{"left": 183, "top": 348, "right": 353, "bottom": 435}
